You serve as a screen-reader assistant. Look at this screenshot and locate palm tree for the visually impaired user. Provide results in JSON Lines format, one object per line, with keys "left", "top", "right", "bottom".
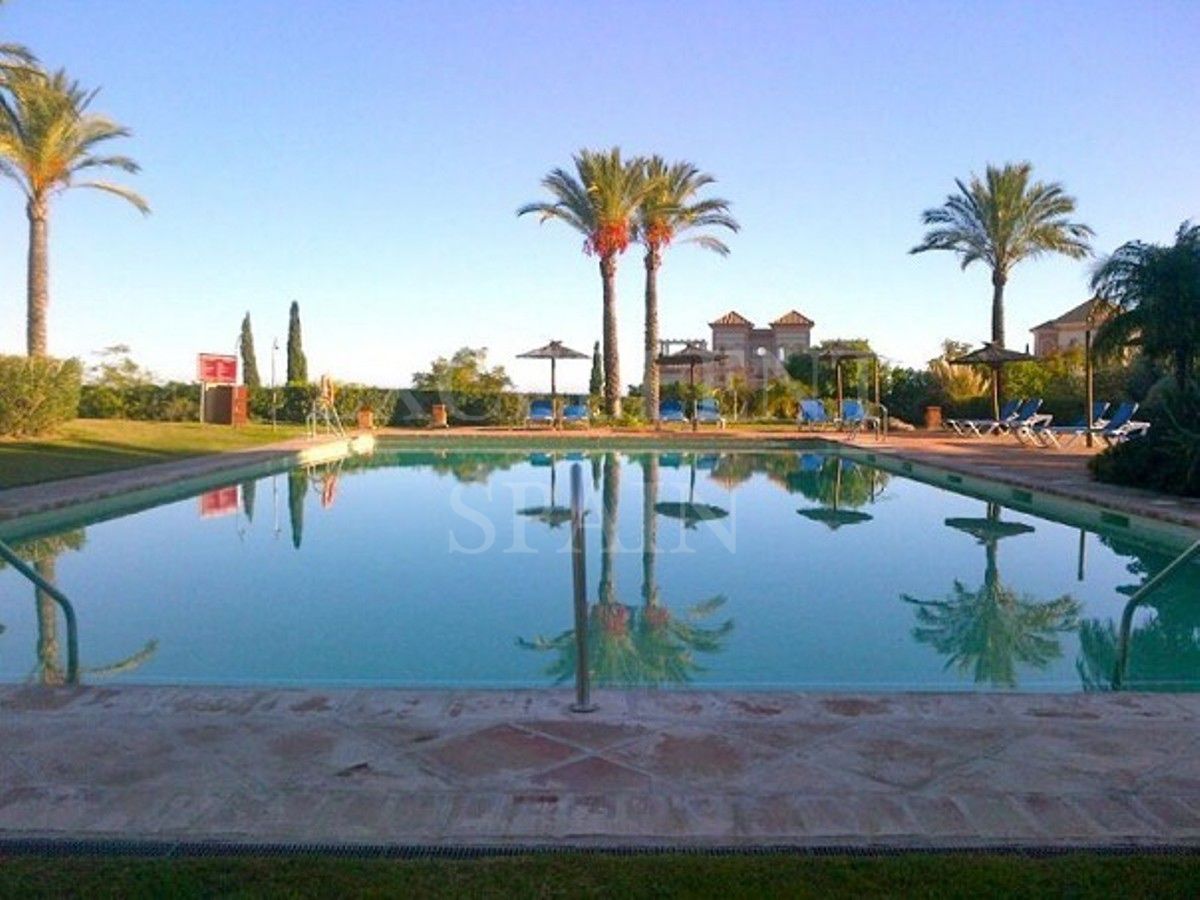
{"left": 518, "top": 148, "right": 651, "bottom": 416}
{"left": 1092, "top": 222, "right": 1200, "bottom": 389}
{"left": 911, "top": 162, "right": 1092, "bottom": 348}
{"left": 636, "top": 158, "right": 738, "bottom": 424}
{"left": 0, "top": 66, "right": 149, "bottom": 357}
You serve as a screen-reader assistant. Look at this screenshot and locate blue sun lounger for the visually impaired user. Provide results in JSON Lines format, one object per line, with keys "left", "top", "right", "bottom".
{"left": 561, "top": 402, "right": 590, "bottom": 427}
{"left": 526, "top": 399, "right": 554, "bottom": 427}
{"left": 797, "top": 399, "right": 831, "bottom": 429}
{"left": 839, "top": 398, "right": 880, "bottom": 437}
{"left": 1029, "top": 401, "right": 1111, "bottom": 448}
{"left": 660, "top": 399, "right": 688, "bottom": 424}
{"left": 1008, "top": 398, "right": 1053, "bottom": 443}
{"left": 695, "top": 398, "right": 725, "bottom": 428}
{"left": 946, "top": 398, "right": 1021, "bottom": 437}
{"left": 1083, "top": 401, "right": 1150, "bottom": 446}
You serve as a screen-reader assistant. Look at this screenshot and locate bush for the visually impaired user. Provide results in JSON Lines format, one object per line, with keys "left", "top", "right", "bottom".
{"left": 1090, "top": 381, "right": 1200, "bottom": 496}
{"left": 883, "top": 368, "right": 937, "bottom": 424}
{"left": 0, "top": 355, "right": 82, "bottom": 436}
{"left": 79, "top": 382, "right": 200, "bottom": 421}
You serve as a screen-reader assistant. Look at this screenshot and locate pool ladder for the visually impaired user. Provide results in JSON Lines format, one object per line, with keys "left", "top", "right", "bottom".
{"left": 0, "top": 537, "right": 79, "bottom": 683}
{"left": 1112, "top": 537, "right": 1200, "bottom": 690}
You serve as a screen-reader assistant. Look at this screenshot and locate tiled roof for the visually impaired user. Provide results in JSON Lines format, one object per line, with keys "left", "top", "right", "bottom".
{"left": 709, "top": 310, "right": 754, "bottom": 327}
{"left": 771, "top": 310, "right": 815, "bottom": 327}
{"left": 1032, "top": 298, "right": 1113, "bottom": 331}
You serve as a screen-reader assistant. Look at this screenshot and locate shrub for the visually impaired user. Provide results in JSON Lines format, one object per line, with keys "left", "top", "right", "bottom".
{"left": 1090, "top": 381, "right": 1200, "bottom": 496}
{"left": 882, "top": 368, "right": 936, "bottom": 425}
{"left": 0, "top": 355, "right": 82, "bottom": 436}
{"left": 79, "top": 382, "right": 200, "bottom": 421}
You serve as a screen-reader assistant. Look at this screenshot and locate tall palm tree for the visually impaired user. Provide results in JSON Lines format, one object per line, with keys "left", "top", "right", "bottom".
{"left": 518, "top": 148, "right": 651, "bottom": 416}
{"left": 636, "top": 158, "right": 738, "bottom": 424}
{"left": 0, "top": 66, "right": 149, "bottom": 357}
{"left": 911, "top": 162, "right": 1092, "bottom": 348}
{"left": 1092, "top": 222, "right": 1200, "bottom": 389}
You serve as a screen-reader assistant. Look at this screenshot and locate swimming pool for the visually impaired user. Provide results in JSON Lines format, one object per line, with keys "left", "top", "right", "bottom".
{"left": 1, "top": 446, "right": 1197, "bottom": 692}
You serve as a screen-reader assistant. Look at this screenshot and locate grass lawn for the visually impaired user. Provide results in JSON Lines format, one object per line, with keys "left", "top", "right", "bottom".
{"left": 0, "top": 852, "right": 1197, "bottom": 898}
{"left": 0, "top": 419, "right": 307, "bottom": 490}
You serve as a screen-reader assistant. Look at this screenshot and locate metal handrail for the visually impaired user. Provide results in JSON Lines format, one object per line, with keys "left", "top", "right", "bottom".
{"left": 0, "top": 537, "right": 79, "bottom": 684}
{"left": 1113, "top": 537, "right": 1200, "bottom": 690}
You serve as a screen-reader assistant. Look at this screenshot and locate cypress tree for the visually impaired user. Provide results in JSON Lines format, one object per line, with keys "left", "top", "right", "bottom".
{"left": 286, "top": 300, "right": 308, "bottom": 384}
{"left": 589, "top": 340, "right": 603, "bottom": 398}
{"left": 239, "top": 313, "right": 261, "bottom": 387}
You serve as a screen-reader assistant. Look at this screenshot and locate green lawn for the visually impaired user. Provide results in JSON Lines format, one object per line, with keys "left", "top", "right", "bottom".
{"left": 0, "top": 853, "right": 1196, "bottom": 899}
{"left": 0, "top": 419, "right": 307, "bottom": 490}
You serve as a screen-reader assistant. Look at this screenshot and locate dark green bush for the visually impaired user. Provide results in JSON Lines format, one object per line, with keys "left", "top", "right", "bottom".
{"left": 1090, "top": 381, "right": 1200, "bottom": 496}
{"left": 79, "top": 382, "right": 200, "bottom": 421}
{"left": 0, "top": 355, "right": 82, "bottom": 436}
{"left": 883, "top": 368, "right": 937, "bottom": 424}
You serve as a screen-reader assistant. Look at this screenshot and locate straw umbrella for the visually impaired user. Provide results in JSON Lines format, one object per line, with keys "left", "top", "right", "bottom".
{"left": 949, "top": 342, "right": 1035, "bottom": 420}
{"left": 655, "top": 346, "right": 728, "bottom": 431}
{"left": 517, "top": 340, "right": 590, "bottom": 427}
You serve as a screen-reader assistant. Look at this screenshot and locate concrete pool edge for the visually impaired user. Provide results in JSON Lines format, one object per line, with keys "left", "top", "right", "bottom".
{"left": 1, "top": 685, "right": 1198, "bottom": 850}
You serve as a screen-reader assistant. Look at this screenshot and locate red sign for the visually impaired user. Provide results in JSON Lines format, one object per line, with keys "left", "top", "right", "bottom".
{"left": 197, "top": 353, "right": 238, "bottom": 384}
{"left": 199, "top": 486, "right": 239, "bottom": 518}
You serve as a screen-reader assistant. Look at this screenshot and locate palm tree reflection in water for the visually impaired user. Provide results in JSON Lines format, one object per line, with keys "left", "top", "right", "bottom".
{"left": 1, "top": 531, "right": 157, "bottom": 685}
{"left": 519, "top": 453, "right": 733, "bottom": 687}
{"left": 903, "top": 502, "right": 1080, "bottom": 688}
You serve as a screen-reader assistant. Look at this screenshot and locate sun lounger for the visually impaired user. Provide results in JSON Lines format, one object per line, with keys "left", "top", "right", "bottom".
{"left": 695, "top": 398, "right": 726, "bottom": 428}
{"left": 526, "top": 399, "right": 554, "bottom": 427}
{"left": 660, "top": 399, "right": 687, "bottom": 424}
{"left": 1030, "top": 402, "right": 1111, "bottom": 448}
{"left": 839, "top": 398, "right": 880, "bottom": 437}
{"left": 797, "top": 399, "right": 832, "bottom": 429}
{"left": 561, "top": 402, "right": 590, "bottom": 427}
{"left": 946, "top": 398, "right": 1021, "bottom": 437}
{"left": 1008, "top": 399, "right": 1053, "bottom": 443}
{"left": 1091, "top": 401, "right": 1150, "bottom": 445}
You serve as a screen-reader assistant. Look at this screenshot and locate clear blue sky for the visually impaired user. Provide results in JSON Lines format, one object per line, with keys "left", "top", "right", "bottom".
{"left": 1, "top": 0, "right": 1197, "bottom": 392}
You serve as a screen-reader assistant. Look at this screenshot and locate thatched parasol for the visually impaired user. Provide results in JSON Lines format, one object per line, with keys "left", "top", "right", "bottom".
{"left": 517, "top": 340, "right": 589, "bottom": 427}
{"left": 950, "top": 342, "right": 1035, "bottom": 420}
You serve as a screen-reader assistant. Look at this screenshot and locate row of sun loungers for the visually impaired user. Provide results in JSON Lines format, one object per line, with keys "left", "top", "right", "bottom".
{"left": 525, "top": 398, "right": 728, "bottom": 427}
{"left": 797, "top": 398, "right": 881, "bottom": 437}
{"left": 945, "top": 398, "right": 1151, "bottom": 448}
{"left": 526, "top": 400, "right": 590, "bottom": 427}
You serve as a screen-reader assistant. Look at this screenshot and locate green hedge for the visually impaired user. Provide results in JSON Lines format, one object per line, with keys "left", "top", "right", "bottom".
{"left": 75, "top": 382, "right": 534, "bottom": 427}
{"left": 0, "top": 355, "right": 82, "bottom": 436}
{"left": 1090, "top": 381, "right": 1200, "bottom": 497}
{"left": 247, "top": 385, "right": 529, "bottom": 426}
{"left": 79, "top": 382, "right": 200, "bottom": 421}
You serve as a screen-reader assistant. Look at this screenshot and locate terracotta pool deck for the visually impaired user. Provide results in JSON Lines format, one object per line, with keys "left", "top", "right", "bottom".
{"left": 2, "top": 686, "right": 1199, "bottom": 850}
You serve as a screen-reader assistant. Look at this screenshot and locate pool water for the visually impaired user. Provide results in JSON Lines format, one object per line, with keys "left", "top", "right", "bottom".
{"left": 1, "top": 448, "right": 1197, "bottom": 692}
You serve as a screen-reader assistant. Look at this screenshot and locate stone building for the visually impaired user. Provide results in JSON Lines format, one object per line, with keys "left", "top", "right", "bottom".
{"left": 1031, "top": 298, "right": 1113, "bottom": 358}
{"left": 661, "top": 309, "right": 816, "bottom": 388}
